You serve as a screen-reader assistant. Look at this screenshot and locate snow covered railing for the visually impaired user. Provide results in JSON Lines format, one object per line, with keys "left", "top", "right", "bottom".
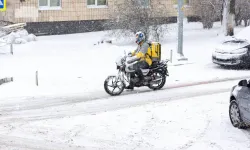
{"left": 2, "top": 23, "right": 26, "bottom": 33}
{"left": 0, "top": 23, "right": 26, "bottom": 38}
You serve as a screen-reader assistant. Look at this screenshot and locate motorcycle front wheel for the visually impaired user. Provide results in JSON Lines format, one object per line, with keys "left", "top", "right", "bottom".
{"left": 104, "top": 76, "right": 125, "bottom": 96}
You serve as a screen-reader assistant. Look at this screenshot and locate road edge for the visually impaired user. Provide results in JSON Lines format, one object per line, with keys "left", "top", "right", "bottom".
{"left": 166, "top": 75, "right": 250, "bottom": 89}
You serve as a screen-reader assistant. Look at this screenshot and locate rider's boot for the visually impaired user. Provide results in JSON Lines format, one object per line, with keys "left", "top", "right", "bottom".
{"left": 125, "top": 73, "right": 136, "bottom": 90}
{"left": 125, "top": 81, "right": 134, "bottom": 90}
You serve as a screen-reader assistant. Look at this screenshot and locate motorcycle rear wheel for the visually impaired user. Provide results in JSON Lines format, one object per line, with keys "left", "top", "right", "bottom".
{"left": 148, "top": 72, "right": 166, "bottom": 90}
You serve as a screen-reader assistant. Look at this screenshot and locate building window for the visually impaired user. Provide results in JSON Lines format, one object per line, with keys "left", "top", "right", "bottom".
{"left": 39, "top": 0, "right": 61, "bottom": 10}
{"left": 87, "top": 0, "right": 108, "bottom": 8}
{"left": 136, "top": 0, "right": 150, "bottom": 7}
{"left": 173, "top": 0, "right": 190, "bottom": 5}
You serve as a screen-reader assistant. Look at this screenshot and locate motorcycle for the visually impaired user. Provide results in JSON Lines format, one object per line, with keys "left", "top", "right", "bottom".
{"left": 104, "top": 51, "right": 169, "bottom": 96}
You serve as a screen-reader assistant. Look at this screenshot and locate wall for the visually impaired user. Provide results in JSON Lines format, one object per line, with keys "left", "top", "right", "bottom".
{"left": 1, "top": 0, "right": 194, "bottom": 23}
{"left": 13, "top": 0, "right": 114, "bottom": 23}
{"left": 1, "top": 0, "right": 194, "bottom": 35}
{"left": 0, "top": 0, "right": 15, "bottom": 23}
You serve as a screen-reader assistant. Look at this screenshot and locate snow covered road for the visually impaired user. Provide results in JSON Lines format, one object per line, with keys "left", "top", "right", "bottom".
{"left": 0, "top": 79, "right": 239, "bottom": 123}
{"left": 0, "top": 79, "right": 250, "bottom": 149}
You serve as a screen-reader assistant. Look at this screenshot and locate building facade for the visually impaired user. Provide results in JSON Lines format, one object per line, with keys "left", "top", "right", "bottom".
{"left": 0, "top": 0, "right": 194, "bottom": 35}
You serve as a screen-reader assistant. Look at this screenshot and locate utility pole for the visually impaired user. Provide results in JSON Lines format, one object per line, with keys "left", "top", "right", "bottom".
{"left": 177, "top": 0, "right": 188, "bottom": 61}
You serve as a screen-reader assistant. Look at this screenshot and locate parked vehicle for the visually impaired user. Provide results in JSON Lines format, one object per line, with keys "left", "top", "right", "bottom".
{"left": 229, "top": 79, "right": 250, "bottom": 129}
{"left": 104, "top": 52, "right": 169, "bottom": 96}
{"left": 212, "top": 27, "right": 250, "bottom": 66}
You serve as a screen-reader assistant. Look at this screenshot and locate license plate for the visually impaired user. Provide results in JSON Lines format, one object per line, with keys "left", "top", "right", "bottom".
{"left": 216, "top": 54, "right": 230, "bottom": 59}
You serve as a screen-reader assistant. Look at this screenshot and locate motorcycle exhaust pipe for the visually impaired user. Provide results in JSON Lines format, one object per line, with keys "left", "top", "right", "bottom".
{"left": 152, "top": 78, "right": 162, "bottom": 82}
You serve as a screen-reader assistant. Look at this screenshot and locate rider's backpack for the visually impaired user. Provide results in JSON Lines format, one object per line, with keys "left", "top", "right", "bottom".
{"left": 147, "top": 42, "right": 161, "bottom": 62}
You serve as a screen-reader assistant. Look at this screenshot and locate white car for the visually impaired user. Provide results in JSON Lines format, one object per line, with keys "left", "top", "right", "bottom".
{"left": 212, "top": 27, "right": 250, "bottom": 66}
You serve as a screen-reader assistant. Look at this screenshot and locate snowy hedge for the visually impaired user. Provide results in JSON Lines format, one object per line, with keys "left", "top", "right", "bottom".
{"left": 1, "top": 29, "right": 37, "bottom": 44}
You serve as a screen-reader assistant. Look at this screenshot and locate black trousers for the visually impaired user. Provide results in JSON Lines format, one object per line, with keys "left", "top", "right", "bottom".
{"left": 126, "top": 61, "right": 149, "bottom": 88}
{"left": 133, "top": 61, "right": 149, "bottom": 79}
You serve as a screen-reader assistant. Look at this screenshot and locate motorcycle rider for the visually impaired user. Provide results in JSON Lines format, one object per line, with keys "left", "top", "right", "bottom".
{"left": 126, "top": 31, "right": 152, "bottom": 90}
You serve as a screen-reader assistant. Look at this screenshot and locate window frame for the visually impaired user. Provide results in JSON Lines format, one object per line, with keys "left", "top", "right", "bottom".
{"left": 173, "top": 0, "right": 192, "bottom": 9}
{"left": 38, "top": 0, "right": 62, "bottom": 10}
{"left": 135, "top": 0, "right": 150, "bottom": 8}
{"left": 87, "top": 0, "right": 108, "bottom": 8}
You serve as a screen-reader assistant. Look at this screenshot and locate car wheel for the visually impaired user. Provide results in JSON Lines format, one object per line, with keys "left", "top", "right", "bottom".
{"left": 229, "top": 100, "right": 248, "bottom": 129}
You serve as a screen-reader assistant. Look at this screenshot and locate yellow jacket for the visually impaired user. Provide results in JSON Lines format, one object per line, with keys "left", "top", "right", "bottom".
{"left": 131, "top": 42, "right": 152, "bottom": 66}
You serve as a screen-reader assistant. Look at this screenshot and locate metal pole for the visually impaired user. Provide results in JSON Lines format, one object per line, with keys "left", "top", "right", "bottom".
{"left": 36, "top": 71, "right": 39, "bottom": 86}
{"left": 177, "top": 0, "right": 184, "bottom": 56}
{"left": 170, "top": 49, "right": 173, "bottom": 63}
{"left": 10, "top": 44, "right": 13, "bottom": 55}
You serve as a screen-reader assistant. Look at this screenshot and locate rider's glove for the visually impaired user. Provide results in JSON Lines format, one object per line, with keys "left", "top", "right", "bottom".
{"left": 128, "top": 52, "right": 132, "bottom": 57}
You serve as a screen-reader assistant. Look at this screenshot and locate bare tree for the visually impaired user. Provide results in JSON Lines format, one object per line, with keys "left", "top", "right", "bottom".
{"left": 227, "top": 0, "right": 236, "bottom": 35}
{"left": 235, "top": 0, "right": 250, "bottom": 27}
{"left": 222, "top": 0, "right": 229, "bottom": 35}
{"left": 191, "top": 0, "right": 222, "bottom": 29}
{"left": 105, "top": 0, "right": 169, "bottom": 42}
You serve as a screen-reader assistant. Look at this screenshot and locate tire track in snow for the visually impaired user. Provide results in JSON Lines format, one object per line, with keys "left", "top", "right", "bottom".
{"left": 0, "top": 76, "right": 240, "bottom": 114}
{"left": 176, "top": 113, "right": 211, "bottom": 150}
{"left": 64, "top": 125, "right": 132, "bottom": 149}
{"left": 242, "top": 129, "right": 250, "bottom": 139}
{"left": 208, "top": 142, "right": 224, "bottom": 150}
{"left": 0, "top": 134, "right": 93, "bottom": 150}
{"left": 175, "top": 95, "right": 235, "bottom": 150}
{"left": 242, "top": 129, "right": 250, "bottom": 148}
{"left": 0, "top": 88, "right": 231, "bottom": 124}
{"left": 0, "top": 84, "right": 235, "bottom": 149}
{"left": 0, "top": 80, "right": 233, "bottom": 115}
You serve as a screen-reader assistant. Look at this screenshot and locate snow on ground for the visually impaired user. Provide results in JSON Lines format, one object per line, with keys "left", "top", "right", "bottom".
{"left": 1, "top": 21, "right": 250, "bottom": 150}
{"left": 0, "top": 21, "right": 250, "bottom": 98}
{"left": 0, "top": 82, "right": 249, "bottom": 149}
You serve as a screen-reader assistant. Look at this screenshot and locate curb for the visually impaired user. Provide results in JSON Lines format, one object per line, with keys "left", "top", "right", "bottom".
{"left": 0, "top": 77, "right": 13, "bottom": 86}
{"left": 121, "top": 75, "right": 250, "bottom": 97}
{"left": 165, "top": 75, "right": 250, "bottom": 90}
{"left": 168, "top": 61, "right": 195, "bottom": 67}
{"left": 168, "top": 62, "right": 194, "bottom": 66}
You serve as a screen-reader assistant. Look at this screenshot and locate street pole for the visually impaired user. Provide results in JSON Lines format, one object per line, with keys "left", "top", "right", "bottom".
{"left": 177, "top": 0, "right": 188, "bottom": 61}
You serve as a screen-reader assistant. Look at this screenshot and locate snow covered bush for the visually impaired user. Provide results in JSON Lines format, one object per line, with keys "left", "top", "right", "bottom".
{"left": 5, "top": 32, "right": 19, "bottom": 44}
{"left": 27, "top": 34, "right": 37, "bottom": 41}
{"left": 0, "top": 30, "right": 5, "bottom": 37}
{"left": 1, "top": 29, "right": 37, "bottom": 44}
{"left": 21, "top": 33, "right": 37, "bottom": 42}
{"left": 17, "top": 29, "right": 29, "bottom": 38}
{"left": 15, "top": 38, "right": 27, "bottom": 44}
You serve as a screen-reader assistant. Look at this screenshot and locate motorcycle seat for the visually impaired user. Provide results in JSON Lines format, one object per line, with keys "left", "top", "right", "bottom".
{"left": 149, "top": 62, "right": 159, "bottom": 69}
